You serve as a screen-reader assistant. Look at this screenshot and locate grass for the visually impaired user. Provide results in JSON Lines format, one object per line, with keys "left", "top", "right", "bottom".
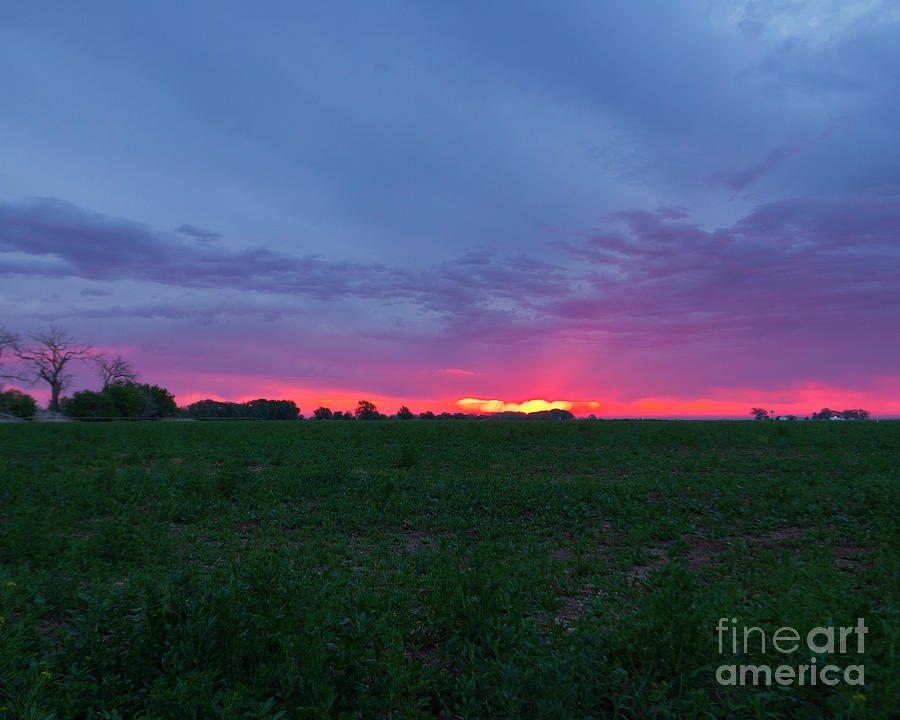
{"left": 0, "top": 419, "right": 897, "bottom": 718}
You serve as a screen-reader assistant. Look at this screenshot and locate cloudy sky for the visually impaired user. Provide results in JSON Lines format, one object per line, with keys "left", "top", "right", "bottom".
{"left": 2, "top": 1, "right": 899, "bottom": 416}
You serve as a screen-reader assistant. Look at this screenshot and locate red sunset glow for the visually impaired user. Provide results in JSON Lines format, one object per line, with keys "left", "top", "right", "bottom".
{"left": 1, "top": 3, "right": 897, "bottom": 420}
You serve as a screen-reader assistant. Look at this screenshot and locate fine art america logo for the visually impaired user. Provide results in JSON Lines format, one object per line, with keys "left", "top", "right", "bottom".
{"left": 714, "top": 618, "right": 867, "bottom": 687}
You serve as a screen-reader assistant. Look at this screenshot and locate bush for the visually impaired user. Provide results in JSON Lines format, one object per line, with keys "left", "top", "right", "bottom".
{"left": 105, "top": 382, "right": 147, "bottom": 417}
{"left": 63, "top": 382, "right": 178, "bottom": 419}
{"left": 63, "top": 390, "right": 116, "bottom": 418}
{"left": 141, "top": 384, "right": 178, "bottom": 418}
{"left": 0, "top": 389, "right": 38, "bottom": 419}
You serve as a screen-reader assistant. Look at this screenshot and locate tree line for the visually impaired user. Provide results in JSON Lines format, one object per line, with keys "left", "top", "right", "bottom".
{"left": 183, "top": 399, "right": 300, "bottom": 420}
{"left": 750, "top": 407, "right": 871, "bottom": 421}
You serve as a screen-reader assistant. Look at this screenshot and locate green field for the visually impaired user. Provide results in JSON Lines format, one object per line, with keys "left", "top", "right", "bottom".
{"left": 1, "top": 420, "right": 897, "bottom": 719}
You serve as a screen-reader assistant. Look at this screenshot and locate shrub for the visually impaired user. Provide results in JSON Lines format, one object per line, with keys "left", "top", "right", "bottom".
{"left": 0, "top": 389, "right": 38, "bottom": 418}
{"left": 63, "top": 389, "right": 116, "bottom": 418}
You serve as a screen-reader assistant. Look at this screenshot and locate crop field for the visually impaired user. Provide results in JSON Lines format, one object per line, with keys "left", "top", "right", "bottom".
{"left": 1, "top": 420, "right": 897, "bottom": 719}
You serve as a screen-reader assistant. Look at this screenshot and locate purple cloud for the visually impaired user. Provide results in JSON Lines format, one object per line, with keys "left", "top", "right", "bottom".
{"left": 2, "top": 192, "right": 898, "bottom": 369}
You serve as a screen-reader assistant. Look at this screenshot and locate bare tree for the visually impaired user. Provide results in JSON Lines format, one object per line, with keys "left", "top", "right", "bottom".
{"left": 0, "top": 325, "right": 21, "bottom": 381}
{"left": 93, "top": 354, "right": 137, "bottom": 389}
{"left": 15, "top": 325, "right": 94, "bottom": 412}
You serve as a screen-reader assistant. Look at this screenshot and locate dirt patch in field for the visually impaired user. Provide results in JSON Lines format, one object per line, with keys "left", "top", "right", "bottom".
{"left": 551, "top": 547, "right": 575, "bottom": 561}
{"left": 403, "top": 528, "right": 456, "bottom": 553}
{"left": 234, "top": 519, "right": 261, "bottom": 532}
{"left": 658, "top": 527, "right": 868, "bottom": 574}
{"left": 832, "top": 544, "right": 871, "bottom": 572}
{"left": 614, "top": 526, "right": 825, "bottom": 586}
{"left": 554, "top": 595, "right": 586, "bottom": 632}
{"left": 626, "top": 547, "right": 669, "bottom": 585}
{"left": 547, "top": 521, "right": 625, "bottom": 563}
{"left": 552, "top": 583, "right": 609, "bottom": 633}
{"left": 682, "top": 533, "right": 727, "bottom": 570}
{"left": 732, "top": 526, "right": 807, "bottom": 553}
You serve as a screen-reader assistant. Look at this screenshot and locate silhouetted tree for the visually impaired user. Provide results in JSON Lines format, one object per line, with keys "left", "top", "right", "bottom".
{"left": 246, "top": 398, "right": 299, "bottom": 420}
{"left": 396, "top": 406, "right": 413, "bottom": 419}
{"left": 93, "top": 354, "right": 137, "bottom": 389}
{"left": 184, "top": 398, "right": 292, "bottom": 420}
{"left": 14, "top": 326, "right": 95, "bottom": 412}
{"left": 750, "top": 408, "right": 771, "bottom": 420}
{"left": 140, "top": 384, "right": 177, "bottom": 418}
{"left": 313, "top": 406, "right": 333, "bottom": 420}
{"left": 0, "top": 326, "right": 20, "bottom": 381}
{"left": 355, "top": 399, "right": 379, "bottom": 420}
{"left": 419, "top": 410, "right": 435, "bottom": 420}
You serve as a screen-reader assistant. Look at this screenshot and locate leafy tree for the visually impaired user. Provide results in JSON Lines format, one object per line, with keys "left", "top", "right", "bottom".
{"left": 140, "top": 384, "right": 177, "bottom": 418}
{"left": 14, "top": 325, "right": 94, "bottom": 412}
{"left": 104, "top": 382, "right": 147, "bottom": 417}
{"left": 750, "top": 408, "right": 771, "bottom": 420}
{"left": 184, "top": 397, "right": 295, "bottom": 420}
{"left": 246, "top": 398, "right": 299, "bottom": 420}
{"left": 313, "top": 407, "right": 333, "bottom": 420}
{"left": 396, "top": 406, "right": 413, "bottom": 420}
{"left": 0, "top": 389, "right": 37, "bottom": 419}
{"left": 419, "top": 411, "right": 435, "bottom": 420}
{"left": 185, "top": 399, "right": 228, "bottom": 418}
{"left": 333, "top": 410, "right": 354, "bottom": 420}
{"left": 62, "top": 390, "right": 116, "bottom": 418}
{"left": 355, "top": 400, "right": 379, "bottom": 420}
{"left": 63, "top": 382, "right": 177, "bottom": 419}
{"left": 812, "top": 408, "right": 836, "bottom": 420}
{"left": 93, "top": 354, "right": 137, "bottom": 388}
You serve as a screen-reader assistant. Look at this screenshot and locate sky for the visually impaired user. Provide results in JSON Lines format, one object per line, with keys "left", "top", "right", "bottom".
{"left": 1, "top": 0, "right": 899, "bottom": 417}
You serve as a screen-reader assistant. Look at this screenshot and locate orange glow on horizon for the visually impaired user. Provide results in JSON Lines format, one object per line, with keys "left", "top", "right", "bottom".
{"left": 456, "top": 398, "right": 601, "bottom": 414}
{"left": 122, "top": 378, "right": 900, "bottom": 419}
{"left": 20, "top": 367, "right": 898, "bottom": 418}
